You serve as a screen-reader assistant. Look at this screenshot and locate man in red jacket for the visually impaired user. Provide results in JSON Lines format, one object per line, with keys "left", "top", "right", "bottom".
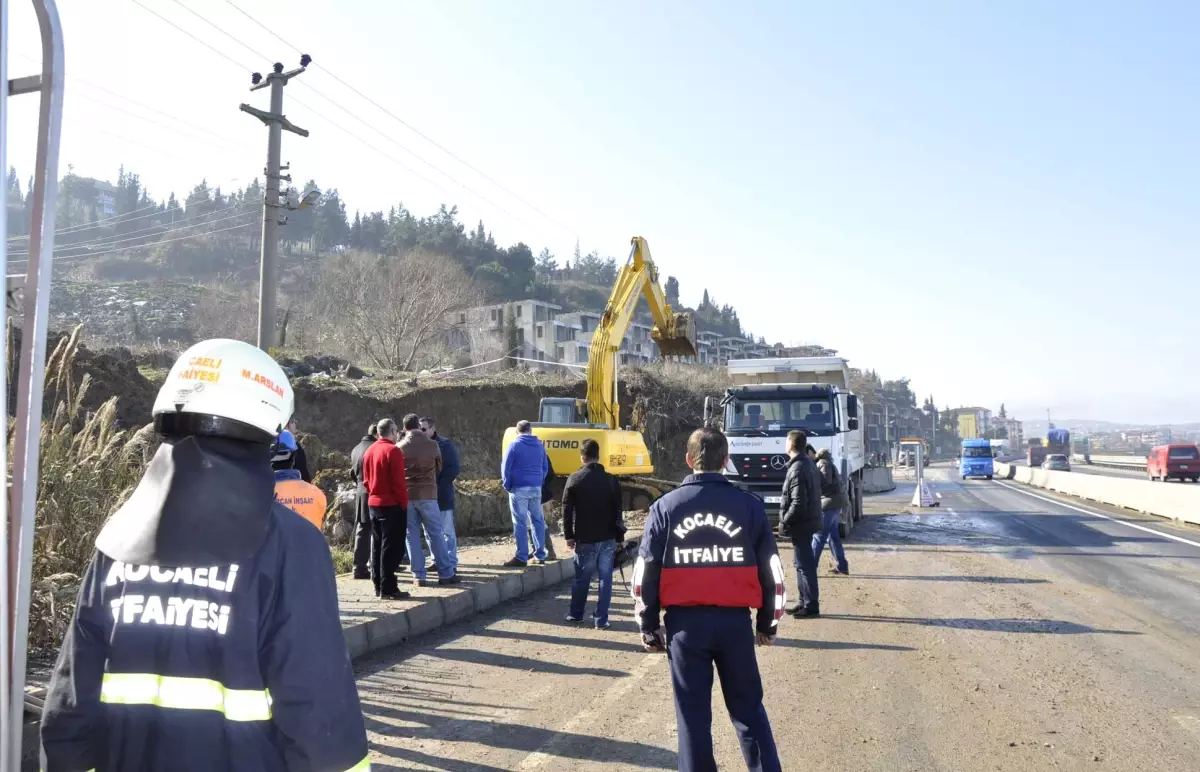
{"left": 362, "top": 418, "right": 411, "bottom": 599}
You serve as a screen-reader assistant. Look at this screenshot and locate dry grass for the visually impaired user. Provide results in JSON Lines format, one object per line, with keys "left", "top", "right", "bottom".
{"left": 19, "top": 326, "right": 155, "bottom": 650}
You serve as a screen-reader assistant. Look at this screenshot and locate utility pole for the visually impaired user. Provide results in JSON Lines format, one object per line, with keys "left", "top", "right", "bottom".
{"left": 241, "top": 56, "right": 310, "bottom": 352}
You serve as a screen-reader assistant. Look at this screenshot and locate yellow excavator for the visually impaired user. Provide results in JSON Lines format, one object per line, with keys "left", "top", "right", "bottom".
{"left": 501, "top": 236, "right": 697, "bottom": 509}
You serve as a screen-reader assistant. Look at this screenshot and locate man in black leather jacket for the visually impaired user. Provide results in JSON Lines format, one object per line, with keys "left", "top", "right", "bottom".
{"left": 778, "top": 429, "right": 823, "bottom": 617}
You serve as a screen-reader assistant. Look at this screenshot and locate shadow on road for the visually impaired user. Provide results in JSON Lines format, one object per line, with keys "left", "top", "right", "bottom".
{"left": 361, "top": 702, "right": 677, "bottom": 770}
{"left": 821, "top": 613, "right": 1140, "bottom": 635}
{"left": 773, "top": 638, "right": 914, "bottom": 651}
{"left": 846, "top": 574, "right": 1049, "bottom": 584}
{"left": 424, "top": 645, "right": 628, "bottom": 677}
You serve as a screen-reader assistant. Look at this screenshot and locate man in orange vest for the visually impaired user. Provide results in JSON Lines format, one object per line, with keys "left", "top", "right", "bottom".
{"left": 273, "top": 430, "right": 328, "bottom": 532}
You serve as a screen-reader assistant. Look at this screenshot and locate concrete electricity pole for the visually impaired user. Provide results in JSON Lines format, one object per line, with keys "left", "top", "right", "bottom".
{"left": 240, "top": 56, "right": 310, "bottom": 351}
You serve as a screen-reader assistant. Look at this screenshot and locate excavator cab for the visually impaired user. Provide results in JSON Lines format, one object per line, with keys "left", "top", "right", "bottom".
{"left": 537, "top": 397, "right": 591, "bottom": 425}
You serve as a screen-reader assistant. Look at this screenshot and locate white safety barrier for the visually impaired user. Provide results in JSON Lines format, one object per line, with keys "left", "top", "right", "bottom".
{"left": 993, "top": 462, "right": 1200, "bottom": 527}
{"left": 862, "top": 467, "right": 895, "bottom": 493}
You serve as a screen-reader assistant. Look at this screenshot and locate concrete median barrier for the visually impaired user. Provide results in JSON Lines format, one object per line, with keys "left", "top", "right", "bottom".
{"left": 862, "top": 466, "right": 896, "bottom": 493}
{"left": 993, "top": 462, "right": 1200, "bottom": 526}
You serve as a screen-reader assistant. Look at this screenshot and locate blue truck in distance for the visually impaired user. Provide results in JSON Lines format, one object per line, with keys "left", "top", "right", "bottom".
{"left": 961, "top": 438, "right": 995, "bottom": 480}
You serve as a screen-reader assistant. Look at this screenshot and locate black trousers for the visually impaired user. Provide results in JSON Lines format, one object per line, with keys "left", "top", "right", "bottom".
{"left": 369, "top": 505, "right": 407, "bottom": 594}
{"left": 665, "top": 607, "right": 781, "bottom": 772}
{"left": 352, "top": 491, "right": 371, "bottom": 575}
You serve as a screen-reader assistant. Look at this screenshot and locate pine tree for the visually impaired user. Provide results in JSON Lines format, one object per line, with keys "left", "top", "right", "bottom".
{"left": 998, "top": 403, "right": 1007, "bottom": 420}
{"left": 504, "top": 306, "right": 520, "bottom": 367}
{"left": 665, "top": 275, "right": 680, "bottom": 307}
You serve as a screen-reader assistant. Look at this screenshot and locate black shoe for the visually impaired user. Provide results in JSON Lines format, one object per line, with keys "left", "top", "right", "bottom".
{"left": 792, "top": 607, "right": 821, "bottom": 618}
{"left": 414, "top": 579, "right": 433, "bottom": 587}
{"left": 786, "top": 604, "right": 804, "bottom": 615}
{"left": 828, "top": 567, "right": 850, "bottom": 575}
{"left": 378, "top": 589, "right": 410, "bottom": 600}
{"left": 438, "top": 575, "right": 461, "bottom": 586}
{"left": 427, "top": 563, "right": 438, "bottom": 574}
{"left": 503, "top": 557, "right": 527, "bottom": 568}
{"left": 353, "top": 572, "right": 371, "bottom": 580}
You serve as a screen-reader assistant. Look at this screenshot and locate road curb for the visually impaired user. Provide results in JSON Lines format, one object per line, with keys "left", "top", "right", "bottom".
{"left": 342, "top": 558, "right": 577, "bottom": 660}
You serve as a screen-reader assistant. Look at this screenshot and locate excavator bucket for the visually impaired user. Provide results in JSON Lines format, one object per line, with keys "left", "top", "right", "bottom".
{"left": 652, "top": 311, "right": 698, "bottom": 358}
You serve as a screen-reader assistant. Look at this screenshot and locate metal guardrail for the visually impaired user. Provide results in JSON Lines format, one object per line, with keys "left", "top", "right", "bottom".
{"left": 1087, "top": 454, "right": 1145, "bottom": 469}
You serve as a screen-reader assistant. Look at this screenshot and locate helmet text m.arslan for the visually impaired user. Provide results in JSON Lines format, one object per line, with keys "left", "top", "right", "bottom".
{"left": 242, "top": 369, "right": 286, "bottom": 398}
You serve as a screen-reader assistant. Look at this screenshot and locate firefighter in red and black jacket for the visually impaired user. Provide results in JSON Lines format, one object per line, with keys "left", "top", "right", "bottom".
{"left": 632, "top": 426, "right": 785, "bottom": 772}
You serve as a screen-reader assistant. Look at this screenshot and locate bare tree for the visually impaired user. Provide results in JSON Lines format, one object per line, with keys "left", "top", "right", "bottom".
{"left": 317, "top": 249, "right": 481, "bottom": 370}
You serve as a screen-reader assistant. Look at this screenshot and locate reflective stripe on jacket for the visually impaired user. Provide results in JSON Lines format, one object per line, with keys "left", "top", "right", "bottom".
{"left": 39, "top": 503, "right": 371, "bottom": 772}
{"left": 632, "top": 473, "right": 785, "bottom": 637}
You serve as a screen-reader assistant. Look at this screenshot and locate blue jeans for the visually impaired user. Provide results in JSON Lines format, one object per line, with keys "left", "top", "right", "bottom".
{"left": 433, "top": 509, "right": 457, "bottom": 574}
{"left": 568, "top": 539, "right": 616, "bottom": 626}
{"left": 407, "top": 500, "right": 453, "bottom": 580}
{"left": 508, "top": 486, "right": 547, "bottom": 562}
{"left": 811, "top": 509, "right": 849, "bottom": 573}
{"left": 791, "top": 535, "right": 819, "bottom": 612}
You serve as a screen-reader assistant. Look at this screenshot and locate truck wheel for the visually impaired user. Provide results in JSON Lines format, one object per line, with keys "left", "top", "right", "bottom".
{"left": 986, "top": 474, "right": 993, "bottom": 480}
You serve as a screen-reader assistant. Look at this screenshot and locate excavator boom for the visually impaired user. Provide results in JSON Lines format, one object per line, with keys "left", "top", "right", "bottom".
{"left": 586, "top": 237, "right": 697, "bottom": 429}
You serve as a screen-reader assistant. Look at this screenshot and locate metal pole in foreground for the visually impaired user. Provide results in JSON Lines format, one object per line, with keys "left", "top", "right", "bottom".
{"left": 240, "top": 57, "right": 309, "bottom": 352}
{"left": 2, "top": 1, "right": 64, "bottom": 768}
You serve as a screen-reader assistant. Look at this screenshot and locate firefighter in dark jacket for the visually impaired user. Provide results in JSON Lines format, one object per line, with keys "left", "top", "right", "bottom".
{"left": 39, "top": 339, "right": 371, "bottom": 772}
{"left": 778, "top": 429, "right": 824, "bottom": 618}
{"left": 349, "top": 423, "right": 378, "bottom": 579}
{"left": 633, "top": 427, "right": 784, "bottom": 772}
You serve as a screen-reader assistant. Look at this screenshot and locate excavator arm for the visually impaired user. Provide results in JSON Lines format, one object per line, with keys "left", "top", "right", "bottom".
{"left": 585, "top": 237, "right": 697, "bottom": 429}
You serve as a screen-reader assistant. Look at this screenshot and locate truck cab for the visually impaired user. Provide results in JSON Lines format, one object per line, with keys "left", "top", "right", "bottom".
{"left": 706, "top": 357, "right": 865, "bottom": 535}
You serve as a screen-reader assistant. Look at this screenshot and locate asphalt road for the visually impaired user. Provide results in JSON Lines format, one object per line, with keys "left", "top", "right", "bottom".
{"left": 355, "top": 468, "right": 1200, "bottom": 770}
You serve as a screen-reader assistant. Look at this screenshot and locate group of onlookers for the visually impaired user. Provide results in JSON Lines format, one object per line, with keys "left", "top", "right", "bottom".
{"left": 349, "top": 414, "right": 461, "bottom": 599}
{"left": 778, "top": 429, "right": 850, "bottom": 618}
{"left": 502, "top": 420, "right": 625, "bottom": 629}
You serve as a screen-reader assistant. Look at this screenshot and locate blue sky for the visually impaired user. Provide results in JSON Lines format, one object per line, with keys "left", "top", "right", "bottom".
{"left": 6, "top": 1, "right": 1198, "bottom": 424}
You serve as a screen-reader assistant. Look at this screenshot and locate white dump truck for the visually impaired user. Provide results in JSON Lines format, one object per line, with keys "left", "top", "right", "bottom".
{"left": 704, "top": 357, "right": 866, "bottom": 535}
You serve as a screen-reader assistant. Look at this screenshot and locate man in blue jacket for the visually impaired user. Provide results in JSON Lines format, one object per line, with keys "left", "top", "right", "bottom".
{"left": 421, "top": 416, "right": 460, "bottom": 576}
{"left": 501, "top": 420, "right": 550, "bottom": 567}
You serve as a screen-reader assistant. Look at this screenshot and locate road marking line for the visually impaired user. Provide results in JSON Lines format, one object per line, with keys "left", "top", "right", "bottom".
{"left": 518, "top": 653, "right": 661, "bottom": 768}
{"left": 993, "top": 481, "right": 1200, "bottom": 549}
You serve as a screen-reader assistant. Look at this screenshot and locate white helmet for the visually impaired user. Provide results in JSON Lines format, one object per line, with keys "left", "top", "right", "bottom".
{"left": 152, "top": 339, "right": 294, "bottom": 443}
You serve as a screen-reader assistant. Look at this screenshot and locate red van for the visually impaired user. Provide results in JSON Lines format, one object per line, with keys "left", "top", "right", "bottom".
{"left": 1146, "top": 444, "right": 1200, "bottom": 482}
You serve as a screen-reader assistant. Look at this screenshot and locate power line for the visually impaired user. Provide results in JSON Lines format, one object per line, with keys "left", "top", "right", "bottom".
{"left": 15, "top": 52, "right": 244, "bottom": 148}
{"left": 7, "top": 221, "right": 257, "bottom": 266}
{"left": 177, "top": 0, "right": 533, "bottom": 228}
{"left": 7, "top": 176, "right": 247, "bottom": 244}
{"left": 286, "top": 89, "right": 535, "bottom": 229}
{"left": 131, "top": 0, "right": 254, "bottom": 72}
{"left": 8, "top": 204, "right": 258, "bottom": 256}
{"left": 6, "top": 200, "right": 163, "bottom": 242}
{"left": 8, "top": 208, "right": 258, "bottom": 258}
{"left": 169, "top": 0, "right": 264, "bottom": 65}
{"left": 221, "top": 0, "right": 576, "bottom": 236}
{"left": 71, "top": 89, "right": 254, "bottom": 154}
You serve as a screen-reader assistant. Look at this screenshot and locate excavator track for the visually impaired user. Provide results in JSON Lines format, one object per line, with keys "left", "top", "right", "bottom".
{"left": 621, "top": 476, "right": 679, "bottom": 511}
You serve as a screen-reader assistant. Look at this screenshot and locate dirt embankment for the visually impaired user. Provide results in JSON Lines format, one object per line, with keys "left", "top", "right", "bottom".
{"left": 295, "top": 377, "right": 585, "bottom": 479}
{"left": 49, "top": 348, "right": 717, "bottom": 486}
